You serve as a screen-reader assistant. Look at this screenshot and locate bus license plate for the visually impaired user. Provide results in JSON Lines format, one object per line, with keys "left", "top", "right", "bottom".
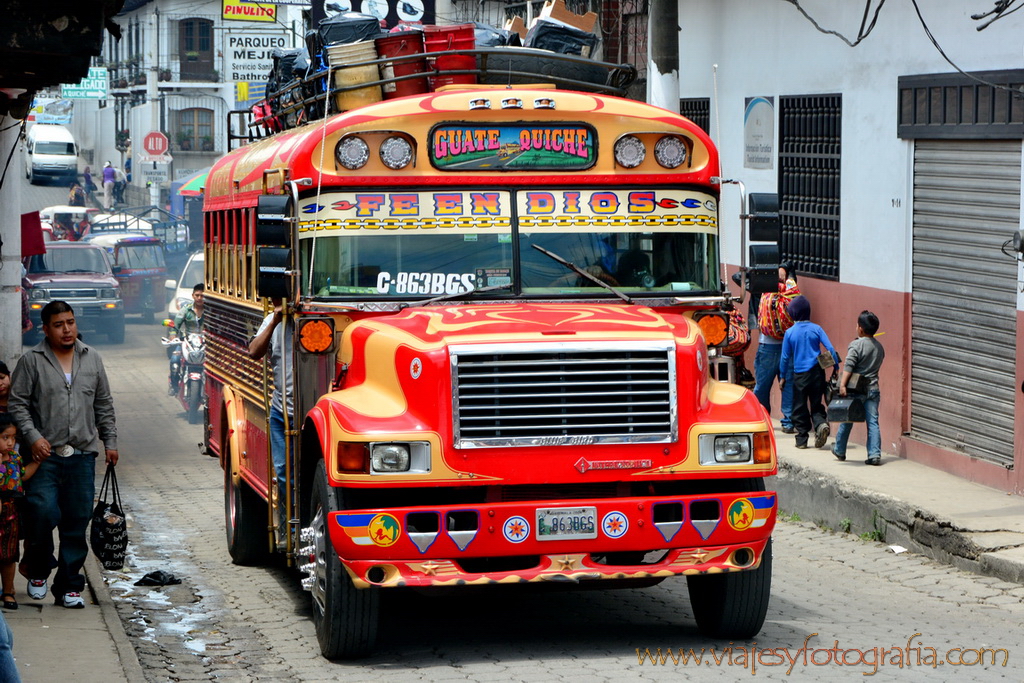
{"left": 536, "top": 507, "right": 597, "bottom": 541}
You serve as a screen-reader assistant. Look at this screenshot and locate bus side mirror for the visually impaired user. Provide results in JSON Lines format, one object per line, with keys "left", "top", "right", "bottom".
{"left": 748, "top": 244, "right": 779, "bottom": 294}
{"left": 255, "top": 194, "right": 292, "bottom": 247}
{"left": 258, "top": 247, "right": 292, "bottom": 299}
{"left": 748, "top": 193, "right": 781, "bottom": 242}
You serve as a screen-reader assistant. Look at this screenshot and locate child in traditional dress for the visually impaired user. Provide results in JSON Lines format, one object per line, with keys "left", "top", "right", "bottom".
{"left": 0, "top": 413, "right": 37, "bottom": 609}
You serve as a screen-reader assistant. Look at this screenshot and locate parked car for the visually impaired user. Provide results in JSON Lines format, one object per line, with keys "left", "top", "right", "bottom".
{"left": 23, "top": 242, "right": 125, "bottom": 343}
{"left": 24, "top": 124, "right": 78, "bottom": 184}
{"left": 166, "top": 250, "right": 204, "bottom": 318}
{"left": 85, "top": 232, "right": 167, "bottom": 322}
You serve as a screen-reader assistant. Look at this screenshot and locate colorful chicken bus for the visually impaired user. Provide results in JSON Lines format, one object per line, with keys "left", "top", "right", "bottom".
{"left": 202, "top": 50, "right": 777, "bottom": 660}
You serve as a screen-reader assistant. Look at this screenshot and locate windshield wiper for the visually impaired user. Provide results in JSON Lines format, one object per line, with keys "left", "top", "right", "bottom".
{"left": 64, "top": 269, "right": 102, "bottom": 274}
{"left": 406, "top": 283, "right": 512, "bottom": 307}
{"left": 530, "top": 244, "right": 632, "bottom": 304}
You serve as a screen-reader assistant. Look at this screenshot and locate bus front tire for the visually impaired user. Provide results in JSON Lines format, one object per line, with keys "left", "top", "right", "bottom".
{"left": 685, "top": 537, "right": 772, "bottom": 639}
{"left": 225, "top": 463, "right": 270, "bottom": 566}
{"left": 310, "top": 460, "right": 378, "bottom": 659}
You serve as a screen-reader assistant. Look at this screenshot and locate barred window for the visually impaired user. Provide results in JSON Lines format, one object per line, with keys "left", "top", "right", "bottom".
{"left": 778, "top": 94, "right": 841, "bottom": 279}
{"left": 679, "top": 98, "right": 710, "bottom": 135}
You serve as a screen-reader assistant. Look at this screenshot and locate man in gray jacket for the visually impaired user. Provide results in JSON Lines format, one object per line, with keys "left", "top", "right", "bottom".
{"left": 8, "top": 301, "right": 119, "bottom": 609}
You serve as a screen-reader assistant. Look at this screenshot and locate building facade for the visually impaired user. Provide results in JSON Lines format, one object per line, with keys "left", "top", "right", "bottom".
{"left": 678, "top": 1, "right": 1024, "bottom": 491}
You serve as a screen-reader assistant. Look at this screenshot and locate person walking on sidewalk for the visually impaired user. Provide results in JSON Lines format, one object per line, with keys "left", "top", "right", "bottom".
{"left": 832, "top": 310, "right": 886, "bottom": 466}
{"left": 7, "top": 301, "right": 119, "bottom": 609}
{"left": 779, "top": 295, "right": 839, "bottom": 449}
{"left": 0, "top": 413, "right": 38, "bottom": 611}
{"left": 753, "top": 264, "right": 800, "bottom": 433}
{"left": 101, "top": 161, "right": 116, "bottom": 210}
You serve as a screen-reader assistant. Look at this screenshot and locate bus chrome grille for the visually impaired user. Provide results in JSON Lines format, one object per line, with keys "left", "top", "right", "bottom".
{"left": 451, "top": 341, "right": 676, "bottom": 448}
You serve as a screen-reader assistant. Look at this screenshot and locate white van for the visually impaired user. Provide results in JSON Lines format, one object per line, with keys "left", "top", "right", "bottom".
{"left": 166, "top": 251, "right": 205, "bottom": 318}
{"left": 25, "top": 124, "right": 78, "bottom": 184}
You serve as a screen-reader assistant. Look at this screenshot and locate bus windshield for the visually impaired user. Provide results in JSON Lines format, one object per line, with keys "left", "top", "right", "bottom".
{"left": 298, "top": 188, "right": 719, "bottom": 298}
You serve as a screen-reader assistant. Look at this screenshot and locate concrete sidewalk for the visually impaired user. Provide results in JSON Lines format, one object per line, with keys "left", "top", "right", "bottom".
{"left": 2, "top": 426, "right": 1023, "bottom": 681}
{"left": 4, "top": 552, "right": 143, "bottom": 682}
{"left": 772, "top": 421, "right": 1024, "bottom": 583}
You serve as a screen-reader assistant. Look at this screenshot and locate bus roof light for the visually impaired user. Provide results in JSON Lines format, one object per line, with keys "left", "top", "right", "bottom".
{"left": 614, "top": 135, "right": 645, "bottom": 168}
{"left": 501, "top": 97, "right": 523, "bottom": 109}
{"left": 654, "top": 136, "right": 688, "bottom": 169}
{"left": 469, "top": 98, "right": 491, "bottom": 110}
{"left": 336, "top": 136, "right": 370, "bottom": 170}
{"left": 380, "top": 136, "right": 413, "bottom": 170}
{"left": 533, "top": 97, "right": 555, "bottom": 109}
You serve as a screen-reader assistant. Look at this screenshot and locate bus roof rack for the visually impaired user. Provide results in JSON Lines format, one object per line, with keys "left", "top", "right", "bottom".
{"left": 227, "top": 46, "right": 638, "bottom": 149}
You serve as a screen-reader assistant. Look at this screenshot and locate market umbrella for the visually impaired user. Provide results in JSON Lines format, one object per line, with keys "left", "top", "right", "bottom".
{"left": 177, "top": 167, "right": 210, "bottom": 196}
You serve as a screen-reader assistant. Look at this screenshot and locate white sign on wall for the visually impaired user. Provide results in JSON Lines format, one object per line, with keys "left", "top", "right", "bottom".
{"left": 225, "top": 31, "right": 289, "bottom": 82}
{"left": 744, "top": 96, "right": 775, "bottom": 170}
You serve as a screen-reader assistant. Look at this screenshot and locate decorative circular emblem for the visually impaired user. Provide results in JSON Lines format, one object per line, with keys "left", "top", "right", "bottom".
{"left": 503, "top": 516, "right": 530, "bottom": 543}
{"left": 727, "top": 498, "right": 754, "bottom": 531}
{"left": 602, "top": 511, "right": 628, "bottom": 538}
{"left": 368, "top": 513, "right": 401, "bottom": 547}
{"left": 410, "top": 357, "right": 423, "bottom": 379}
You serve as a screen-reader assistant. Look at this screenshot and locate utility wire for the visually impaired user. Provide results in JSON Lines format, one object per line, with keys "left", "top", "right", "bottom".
{"left": 909, "top": 0, "right": 1024, "bottom": 98}
{"left": 786, "top": 0, "right": 1024, "bottom": 100}
{"left": 781, "top": 0, "right": 887, "bottom": 47}
{"left": 972, "top": 0, "right": 1024, "bottom": 30}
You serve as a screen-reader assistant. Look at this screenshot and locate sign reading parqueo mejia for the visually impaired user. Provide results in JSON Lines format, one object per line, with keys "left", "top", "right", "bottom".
{"left": 225, "top": 32, "right": 289, "bottom": 81}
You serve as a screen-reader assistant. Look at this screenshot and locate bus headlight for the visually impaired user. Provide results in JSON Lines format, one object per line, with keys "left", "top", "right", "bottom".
{"left": 369, "top": 441, "right": 432, "bottom": 474}
{"left": 614, "top": 135, "right": 646, "bottom": 168}
{"left": 371, "top": 444, "right": 410, "bottom": 472}
{"left": 379, "top": 136, "right": 413, "bottom": 170}
{"left": 654, "top": 135, "right": 687, "bottom": 168}
{"left": 336, "top": 136, "right": 370, "bottom": 170}
{"left": 698, "top": 434, "right": 753, "bottom": 464}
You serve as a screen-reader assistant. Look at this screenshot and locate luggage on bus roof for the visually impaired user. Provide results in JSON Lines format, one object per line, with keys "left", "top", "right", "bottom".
{"left": 318, "top": 11, "right": 382, "bottom": 47}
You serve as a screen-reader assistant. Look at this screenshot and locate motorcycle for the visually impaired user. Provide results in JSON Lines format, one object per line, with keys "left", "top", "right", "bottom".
{"left": 161, "top": 320, "right": 207, "bottom": 424}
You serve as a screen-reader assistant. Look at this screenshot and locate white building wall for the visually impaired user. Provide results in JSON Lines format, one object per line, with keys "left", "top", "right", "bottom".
{"left": 679, "top": 1, "right": 1024, "bottom": 294}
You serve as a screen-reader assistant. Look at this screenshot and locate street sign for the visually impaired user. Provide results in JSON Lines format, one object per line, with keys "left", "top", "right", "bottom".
{"left": 61, "top": 67, "right": 108, "bottom": 100}
{"left": 143, "top": 131, "right": 169, "bottom": 157}
{"left": 141, "top": 163, "right": 169, "bottom": 186}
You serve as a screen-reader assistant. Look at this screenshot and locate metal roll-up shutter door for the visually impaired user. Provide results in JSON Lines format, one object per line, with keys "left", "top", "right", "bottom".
{"left": 911, "top": 139, "right": 1020, "bottom": 466}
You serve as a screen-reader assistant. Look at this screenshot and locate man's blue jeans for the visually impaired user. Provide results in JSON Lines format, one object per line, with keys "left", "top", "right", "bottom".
{"left": 270, "top": 406, "right": 295, "bottom": 527}
{"left": 833, "top": 390, "right": 881, "bottom": 458}
{"left": 753, "top": 342, "right": 793, "bottom": 428}
{"left": 22, "top": 453, "right": 96, "bottom": 596}
{"left": 0, "top": 611, "right": 19, "bottom": 682}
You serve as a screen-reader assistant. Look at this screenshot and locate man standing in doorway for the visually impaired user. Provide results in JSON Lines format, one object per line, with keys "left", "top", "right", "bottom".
{"left": 8, "top": 301, "right": 119, "bottom": 608}
{"left": 247, "top": 299, "right": 293, "bottom": 544}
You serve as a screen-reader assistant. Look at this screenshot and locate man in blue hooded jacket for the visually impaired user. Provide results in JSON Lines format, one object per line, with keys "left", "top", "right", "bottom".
{"left": 779, "top": 295, "right": 839, "bottom": 449}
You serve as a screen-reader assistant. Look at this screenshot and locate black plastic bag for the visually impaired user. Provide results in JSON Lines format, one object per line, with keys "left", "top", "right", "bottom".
{"left": 90, "top": 463, "right": 127, "bottom": 571}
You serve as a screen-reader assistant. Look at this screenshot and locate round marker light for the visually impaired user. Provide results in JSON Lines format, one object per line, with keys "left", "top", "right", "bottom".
{"left": 614, "top": 135, "right": 646, "bottom": 168}
{"left": 654, "top": 136, "right": 687, "bottom": 169}
{"left": 379, "top": 136, "right": 413, "bottom": 170}
{"left": 336, "top": 136, "right": 370, "bottom": 170}
{"left": 696, "top": 314, "right": 728, "bottom": 346}
{"left": 299, "top": 319, "right": 334, "bottom": 353}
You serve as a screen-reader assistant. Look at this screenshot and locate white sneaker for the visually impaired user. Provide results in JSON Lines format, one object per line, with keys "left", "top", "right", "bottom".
{"left": 58, "top": 592, "right": 85, "bottom": 609}
{"left": 26, "top": 579, "right": 46, "bottom": 600}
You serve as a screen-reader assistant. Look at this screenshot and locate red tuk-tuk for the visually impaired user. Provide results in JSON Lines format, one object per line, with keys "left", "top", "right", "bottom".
{"left": 84, "top": 232, "right": 167, "bottom": 321}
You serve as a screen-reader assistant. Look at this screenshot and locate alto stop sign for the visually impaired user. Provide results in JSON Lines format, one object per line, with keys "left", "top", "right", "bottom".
{"left": 143, "top": 131, "right": 169, "bottom": 157}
